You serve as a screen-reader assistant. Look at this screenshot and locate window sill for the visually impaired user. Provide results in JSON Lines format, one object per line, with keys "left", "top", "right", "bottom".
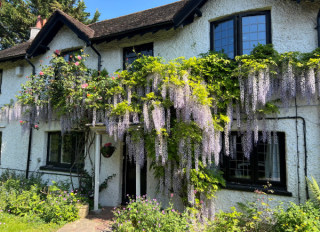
{"left": 39, "top": 165, "right": 82, "bottom": 174}
{"left": 224, "top": 183, "right": 292, "bottom": 197}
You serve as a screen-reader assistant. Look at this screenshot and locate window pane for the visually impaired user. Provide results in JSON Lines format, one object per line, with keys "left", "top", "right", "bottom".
{"left": 49, "top": 133, "right": 60, "bottom": 163}
{"left": 123, "top": 43, "right": 153, "bottom": 68}
{"left": 61, "top": 134, "right": 73, "bottom": 164}
{"left": 257, "top": 135, "right": 281, "bottom": 182}
{"left": 242, "top": 15, "right": 266, "bottom": 55}
{"left": 229, "top": 135, "right": 252, "bottom": 179}
{"left": 214, "top": 19, "right": 234, "bottom": 58}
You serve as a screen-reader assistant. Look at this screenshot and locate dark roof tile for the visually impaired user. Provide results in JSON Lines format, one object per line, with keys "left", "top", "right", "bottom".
{"left": 0, "top": 41, "right": 31, "bottom": 62}
{"left": 89, "top": 1, "right": 187, "bottom": 40}
{"left": 55, "top": 9, "right": 95, "bottom": 38}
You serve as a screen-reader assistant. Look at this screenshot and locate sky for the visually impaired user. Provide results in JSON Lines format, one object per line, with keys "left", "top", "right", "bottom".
{"left": 84, "top": 0, "right": 179, "bottom": 21}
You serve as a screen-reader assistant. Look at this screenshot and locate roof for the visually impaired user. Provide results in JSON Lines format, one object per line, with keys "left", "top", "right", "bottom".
{"left": 0, "top": 0, "right": 206, "bottom": 62}
{"left": 89, "top": 0, "right": 188, "bottom": 41}
{"left": 0, "top": 41, "right": 32, "bottom": 62}
{"left": 56, "top": 9, "right": 95, "bottom": 39}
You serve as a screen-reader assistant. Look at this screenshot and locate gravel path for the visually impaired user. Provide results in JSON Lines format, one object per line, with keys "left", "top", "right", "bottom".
{"left": 58, "top": 207, "right": 114, "bottom": 232}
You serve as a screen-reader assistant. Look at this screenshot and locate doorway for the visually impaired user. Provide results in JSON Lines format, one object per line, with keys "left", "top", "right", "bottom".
{"left": 121, "top": 146, "right": 147, "bottom": 204}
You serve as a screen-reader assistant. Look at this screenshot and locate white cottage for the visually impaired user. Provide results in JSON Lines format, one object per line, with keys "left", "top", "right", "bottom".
{"left": 0, "top": 0, "right": 319, "bottom": 212}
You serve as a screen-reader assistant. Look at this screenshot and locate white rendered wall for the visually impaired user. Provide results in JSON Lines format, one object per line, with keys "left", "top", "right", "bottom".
{"left": 0, "top": 0, "right": 319, "bottom": 210}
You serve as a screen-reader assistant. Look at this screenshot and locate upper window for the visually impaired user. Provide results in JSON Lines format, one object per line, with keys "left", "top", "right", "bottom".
{"left": 211, "top": 11, "right": 271, "bottom": 58}
{"left": 123, "top": 43, "right": 153, "bottom": 69}
{"left": 47, "top": 131, "right": 85, "bottom": 169}
{"left": 220, "top": 132, "right": 286, "bottom": 190}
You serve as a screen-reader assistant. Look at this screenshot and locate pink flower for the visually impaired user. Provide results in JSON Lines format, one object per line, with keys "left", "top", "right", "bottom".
{"left": 39, "top": 71, "right": 44, "bottom": 76}
{"left": 19, "top": 120, "right": 23, "bottom": 124}
{"left": 55, "top": 49, "right": 60, "bottom": 55}
{"left": 34, "top": 125, "right": 39, "bottom": 129}
{"left": 75, "top": 62, "right": 80, "bottom": 66}
{"left": 170, "top": 193, "right": 174, "bottom": 198}
{"left": 81, "top": 83, "right": 88, "bottom": 89}
{"left": 112, "top": 76, "right": 115, "bottom": 80}
{"left": 77, "top": 55, "right": 82, "bottom": 60}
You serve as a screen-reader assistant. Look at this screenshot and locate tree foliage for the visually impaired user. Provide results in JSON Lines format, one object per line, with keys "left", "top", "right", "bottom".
{"left": 0, "top": 0, "right": 100, "bottom": 50}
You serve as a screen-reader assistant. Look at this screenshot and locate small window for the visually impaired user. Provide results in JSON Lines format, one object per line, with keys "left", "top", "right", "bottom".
{"left": 211, "top": 11, "right": 271, "bottom": 58}
{"left": 123, "top": 43, "right": 153, "bottom": 69}
{"left": 0, "top": 70, "right": 3, "bottom": 94}
{"left": 47, "top": 131, "right": 85, "bottom": 169}
{"left": 221, "top": 132, "right": 286, "bottom": 190}
{"left": 61, "top": 50, "right": 80, "bottom": 62}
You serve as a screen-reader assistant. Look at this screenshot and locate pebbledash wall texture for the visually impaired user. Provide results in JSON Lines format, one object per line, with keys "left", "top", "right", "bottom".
{"left": 0, "top": 0, "right": 319, "bottom": 210}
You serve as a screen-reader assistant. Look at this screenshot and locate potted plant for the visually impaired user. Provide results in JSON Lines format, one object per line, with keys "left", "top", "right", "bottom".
{"left": 101, "top": 143, "right": 116, "bottom": 158}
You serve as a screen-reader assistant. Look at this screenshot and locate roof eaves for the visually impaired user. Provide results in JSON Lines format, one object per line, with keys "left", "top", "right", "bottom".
{"left": 91, "top": 20, "right": 175, "bottom": 44}
{"left": 173, "top": 0, "right": 208, "bottom": 27}
{"left": 0, "top": 54, "right": 26, "bottom": 63}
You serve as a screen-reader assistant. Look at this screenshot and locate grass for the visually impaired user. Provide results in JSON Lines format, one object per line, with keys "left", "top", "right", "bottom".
{"left": 0, "top": 212, "right": 62, "bottom": 232}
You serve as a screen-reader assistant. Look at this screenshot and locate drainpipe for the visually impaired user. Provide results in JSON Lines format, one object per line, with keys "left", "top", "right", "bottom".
{"left": 265, "top": 116, "right": 308, "bottom": 202}
{"left": 24, "top": 55, "right": 35, "bottom": 179}
{"left": 88, "top": 42, "right": 102, "bottom": 71}
{"left": 317, "top": 10, "right": 320, "bottom": 47}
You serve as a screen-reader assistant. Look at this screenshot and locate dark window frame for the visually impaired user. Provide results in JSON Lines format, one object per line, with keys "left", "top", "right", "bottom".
{"left": 0, "top": 70, "right": 3, "bottom": 94}
{"left": 220, "top": 132, "right": 287, "bottom": 191}
{"left": 60, "top": 49, "right": 81, "bottom": 63}
{"left": 46, "top": 131, "right": 85, "bottom": 170}
{"left": 210, "top": 10, "right": 272, "bottom": 57}
{"left": 123, "top": 43, "right": 154, "bottom": 70}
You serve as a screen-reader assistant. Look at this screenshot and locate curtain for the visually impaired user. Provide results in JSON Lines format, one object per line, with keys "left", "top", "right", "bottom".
{"left": 265, "top": 137, "right": 280, "bottom": 181}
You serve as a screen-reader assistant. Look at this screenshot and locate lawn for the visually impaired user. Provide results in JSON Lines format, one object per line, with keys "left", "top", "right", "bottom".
{"left": 0, "top": 213, "right": 62, "bottom": 232}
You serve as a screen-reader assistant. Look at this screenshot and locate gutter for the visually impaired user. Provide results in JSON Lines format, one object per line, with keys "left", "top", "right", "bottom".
{"left": 24, "top": 54, "right": 35, "bottom": 179}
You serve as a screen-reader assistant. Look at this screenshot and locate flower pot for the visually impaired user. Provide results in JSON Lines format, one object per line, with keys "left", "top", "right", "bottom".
{"left": 101, "top": 143, "right": 116, "bottom": 158}
{"left": 77, "top": 203, "right": 89, "bottom": 219}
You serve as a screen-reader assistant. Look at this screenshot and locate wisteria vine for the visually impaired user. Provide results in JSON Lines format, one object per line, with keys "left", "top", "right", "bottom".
{"left": 6, "top": 45, "right": 320, "bottom": 214}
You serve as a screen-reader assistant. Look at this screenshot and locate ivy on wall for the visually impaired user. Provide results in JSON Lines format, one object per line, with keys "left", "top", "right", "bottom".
{"left": 9, "top": 45, "right": 320, "bottom": 214}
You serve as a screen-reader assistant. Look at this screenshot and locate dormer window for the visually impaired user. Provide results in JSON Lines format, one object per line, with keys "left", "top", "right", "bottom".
{"left": 210, "top": 11, "right": 271, "bottom": 58}
{"left": 123, "top": 43, "right": 153, "bottom": 69}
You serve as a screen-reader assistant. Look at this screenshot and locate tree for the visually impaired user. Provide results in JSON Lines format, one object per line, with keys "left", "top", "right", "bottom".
{"left": 0, "top": 0, "right": 100, "bottom": 50}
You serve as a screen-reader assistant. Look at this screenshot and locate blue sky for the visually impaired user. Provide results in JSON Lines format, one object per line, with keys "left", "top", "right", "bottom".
{"left": 84, "top": 0, "right": 179, "bottom": 21}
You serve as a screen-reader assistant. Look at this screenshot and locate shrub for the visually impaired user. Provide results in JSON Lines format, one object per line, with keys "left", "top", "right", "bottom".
{"left": 274, "top": 201, "right": 320, "bottom": 232}
{"left": 206, "top": 207, "right": 243, "bottom": 232}
{"left": 112, "top": 196, "right": 191, "bottom": 232}
{"left": 0, "top": 172, "right": 87, "bottom": 224}
{"left": 307, "top": 177, "right": 320, "bottom": 208}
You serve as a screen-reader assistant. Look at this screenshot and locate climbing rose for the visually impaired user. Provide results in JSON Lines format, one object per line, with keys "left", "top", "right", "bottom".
{"left": 34, "top": 125, "right": 39, "bottom": 129}
{"left": 39, "top": 71, "right": 44, "bottom": 76}
{"left": 75, "top": 62, "right": 80, "bottom": 66}
{"left": 81, "top": 83, "right": 88, "bottom": 89}
{"left": 77, "top": 55, "right": 82, "bottom": 60}
{"left": 112, "top": 76, "right": 115, "bottom": 80}
{"left": 55, "top": 49, "right": 60, "bottom": 55}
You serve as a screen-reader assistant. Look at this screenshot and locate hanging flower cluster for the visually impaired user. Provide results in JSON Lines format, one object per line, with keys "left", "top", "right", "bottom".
{"left": 7, "top": 45, "right": 320, "bottom": 211}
